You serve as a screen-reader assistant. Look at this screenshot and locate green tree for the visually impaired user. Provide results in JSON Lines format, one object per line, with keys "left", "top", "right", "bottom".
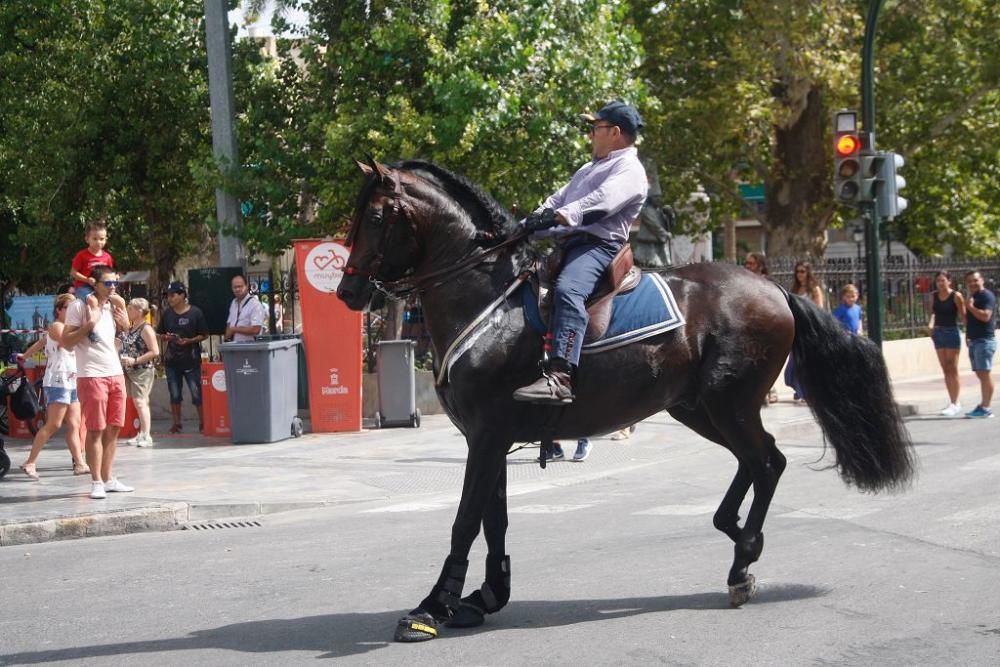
{"left": 875, "top": 1, "right": 1000, "bottom": 255}
{"left": 629, "top": 0, "right": 999, "bottom": 257}
{"left": 630, "top": 0, "right": 862, "bottom": 256}
{"left": 0, "top": 0, "right": 214, "bottom": 295}
{"left": 224, "top": 0, "right": 647, "bottom": 250}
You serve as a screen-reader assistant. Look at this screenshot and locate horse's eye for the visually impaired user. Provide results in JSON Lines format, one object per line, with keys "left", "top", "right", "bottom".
{"left": 367, "top": 208, "right": 383, "bottom": 224}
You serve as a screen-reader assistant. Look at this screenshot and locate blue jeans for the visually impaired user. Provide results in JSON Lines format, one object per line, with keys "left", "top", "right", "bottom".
{"left": 165, "top": 366, "right": 202, "bottom": 406}
{"left": 550, "top": 236, "right": 622, "bottom": 366}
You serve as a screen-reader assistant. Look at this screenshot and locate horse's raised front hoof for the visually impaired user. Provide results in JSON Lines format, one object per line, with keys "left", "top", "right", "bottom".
{"left": 446, "top": 603, "right": 486, "bottom": 629}
{"left": 394, "top": 613, "right": 440, "bottom": 642}
{"left": 728, "top": 574, "right": 757, "bottom": 608}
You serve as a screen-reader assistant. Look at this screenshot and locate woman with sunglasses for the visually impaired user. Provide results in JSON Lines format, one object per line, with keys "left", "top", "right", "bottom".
{"left": 785, "top": 261, "right": 825, "bottom": 402}
{"left": 16, "top": 293, "right": 89, "bottom": 479}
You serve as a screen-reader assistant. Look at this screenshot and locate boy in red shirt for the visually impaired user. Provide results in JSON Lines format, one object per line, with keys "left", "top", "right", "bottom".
{"left": 70, "top": 222, "right": 114, "bottom": 301}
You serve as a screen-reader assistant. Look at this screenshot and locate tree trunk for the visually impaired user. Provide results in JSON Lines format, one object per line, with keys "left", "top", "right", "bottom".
{"left": 722, "top": 212, "right": 736, "bottom": 262}
{"left": 384, "top": 299, "right": 405, "bottom": 341}
{"left": 765, "top": 85, "right": 831, "bottom": 258}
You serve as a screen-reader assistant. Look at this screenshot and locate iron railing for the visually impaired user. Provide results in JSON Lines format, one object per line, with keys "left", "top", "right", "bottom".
{"left": 767, "top": 256, "right": 1000, "bottom": 339}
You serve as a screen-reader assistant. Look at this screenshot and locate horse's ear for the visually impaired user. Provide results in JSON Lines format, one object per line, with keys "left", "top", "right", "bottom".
{"left": 374, "top": 161, "right": 393, "bottom": 180}
{"left": 355, "top": 159, "right": 374, "bottom": 176}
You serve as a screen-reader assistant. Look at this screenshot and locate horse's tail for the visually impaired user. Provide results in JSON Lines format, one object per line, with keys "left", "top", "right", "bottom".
{"left": 785, "top": 294, "right": 915, "bottom": 492}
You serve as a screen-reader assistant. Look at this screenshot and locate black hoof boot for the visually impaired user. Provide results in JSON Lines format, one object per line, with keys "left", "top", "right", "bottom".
{"left": 398, "top": 555, "right": 469, "bottom": 641}
{"left": 395, "top": 609, "right": 439, "bottom": 642}
{"left": 446, "top": 554, "right": 510, "bottom": 629}
{"left": 447, "top": 604, "right": 485, "bottom": 629}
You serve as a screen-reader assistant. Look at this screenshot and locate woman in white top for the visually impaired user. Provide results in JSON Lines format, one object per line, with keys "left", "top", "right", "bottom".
{"left": 16, "top": 293, "right": 88, "bottom": 479}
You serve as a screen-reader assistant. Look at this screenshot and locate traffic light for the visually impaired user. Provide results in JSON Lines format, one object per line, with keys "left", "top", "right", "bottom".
{"left": 833, "top": 111, "right": 862, "bottom": 205}
{"left": 876, "top": 152, "right": 907, "bottom": 219}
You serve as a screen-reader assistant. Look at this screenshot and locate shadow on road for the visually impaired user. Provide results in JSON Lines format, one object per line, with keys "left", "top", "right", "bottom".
{"left": 0, "top": 584, "right": 827, "bottom": 663}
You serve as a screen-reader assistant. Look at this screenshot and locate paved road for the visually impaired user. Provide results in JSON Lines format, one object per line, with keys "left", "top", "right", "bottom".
{"left": 1, "top": 414, "right": 997, "bottom": 665}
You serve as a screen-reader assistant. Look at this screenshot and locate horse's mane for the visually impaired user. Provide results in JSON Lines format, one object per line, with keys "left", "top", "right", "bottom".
{"left": 398, "top": 160, "right": 520, "bottom": 240}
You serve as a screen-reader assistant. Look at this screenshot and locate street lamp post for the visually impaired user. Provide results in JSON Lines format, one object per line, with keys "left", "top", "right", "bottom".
{"left": 852, "top": 224, "right": 864, "bottom": 292}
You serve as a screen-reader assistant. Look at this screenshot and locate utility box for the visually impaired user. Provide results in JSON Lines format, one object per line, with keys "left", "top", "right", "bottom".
{"left": 220, "top": 337, "right": 303, "bottom": 443}
{"left": 375, "top": 340, "right": 420, "bottom": 428}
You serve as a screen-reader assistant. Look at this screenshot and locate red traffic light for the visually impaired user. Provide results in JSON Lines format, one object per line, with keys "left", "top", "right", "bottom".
{"left": 835, "top": 134, "right": 860, "bottom": 157}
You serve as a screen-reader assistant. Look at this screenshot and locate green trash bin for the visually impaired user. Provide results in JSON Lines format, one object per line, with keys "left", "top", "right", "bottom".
{"left": 220, "top": 337, "right": 303, "bottom": 443}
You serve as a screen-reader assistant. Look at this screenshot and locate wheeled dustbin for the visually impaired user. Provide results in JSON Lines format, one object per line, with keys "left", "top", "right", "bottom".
{"left": 220, "top": 337, "right": 303, "bottom": 443}
{"left": 375, "top": 340, "right": 420, "bottom": 428}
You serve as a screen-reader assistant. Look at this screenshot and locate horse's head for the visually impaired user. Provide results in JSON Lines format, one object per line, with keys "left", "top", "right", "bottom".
{"left": 337, "top": 158, "right": 423, "bottom": 311}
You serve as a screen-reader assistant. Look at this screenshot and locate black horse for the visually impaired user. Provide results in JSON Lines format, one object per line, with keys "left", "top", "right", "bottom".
{"left": 337, "top": 158, "right": 914, "bottom": 642}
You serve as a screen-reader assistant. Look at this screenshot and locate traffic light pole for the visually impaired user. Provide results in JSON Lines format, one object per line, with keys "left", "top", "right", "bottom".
{"left": 862, "top": 0, "right": 885, "bottom": 347}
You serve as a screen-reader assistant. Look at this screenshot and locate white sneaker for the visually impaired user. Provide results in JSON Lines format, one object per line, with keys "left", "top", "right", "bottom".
{"left": 940, "top": 403, "right": 962, "bottom": 417}
{"left": 121, "top": 437, "right": 137, "bottom": 446}
{"left": 135, "top": 434, "right": 155, "bottom": 448}
{"left": 104, "top": 478, "right": 134, "bottom": 493}
{"left": 90, "top": 482, "right": 106, "bottom": 499}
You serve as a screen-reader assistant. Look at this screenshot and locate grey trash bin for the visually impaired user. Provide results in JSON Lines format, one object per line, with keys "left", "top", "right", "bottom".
{"left": 375, "top": 339, "right": 420, "bottom": 428}
{"left": 220, "top": 337, "right": 303, "bottom": 443}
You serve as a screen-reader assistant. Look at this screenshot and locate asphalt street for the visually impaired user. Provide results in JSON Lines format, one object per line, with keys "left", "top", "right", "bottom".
{"left": 1, "top": 413, "right": 998, "bottom": 666}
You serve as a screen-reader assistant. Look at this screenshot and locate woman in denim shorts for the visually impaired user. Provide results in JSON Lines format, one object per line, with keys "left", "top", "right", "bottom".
{"left": 927, "top": 270, "right": 966, "bottom": 416}
{"left": 16, "top": 294, "right": 89, "bottom": 479}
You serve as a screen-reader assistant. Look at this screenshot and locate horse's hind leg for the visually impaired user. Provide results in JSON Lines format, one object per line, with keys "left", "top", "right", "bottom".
{"left": 668, "top": 405, "right": 752, "bottom": 543}
{"left": 447, "top": 465, "right": 510, "bottom": 629}
{"left": 704, "top": 404, "right": 786, "bottom": 607}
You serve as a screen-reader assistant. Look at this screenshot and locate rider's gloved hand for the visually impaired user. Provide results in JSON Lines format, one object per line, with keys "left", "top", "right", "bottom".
{"left": 522, "top": 208, "right": 559, "bottom": 233}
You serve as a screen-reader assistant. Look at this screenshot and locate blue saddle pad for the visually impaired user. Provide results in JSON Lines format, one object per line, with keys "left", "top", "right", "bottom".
{"left": 522, "top": 272, "right": 685, "bottom": 354}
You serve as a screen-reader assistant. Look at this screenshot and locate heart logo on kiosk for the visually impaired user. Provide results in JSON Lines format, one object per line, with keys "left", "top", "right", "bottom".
{"left": 304, "top": 243, "right": 350, "bottom": 293}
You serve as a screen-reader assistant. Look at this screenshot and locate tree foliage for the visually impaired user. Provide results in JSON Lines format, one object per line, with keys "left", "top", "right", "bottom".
{"left": 629, "top": 0, "right": 999, "bottom": 256}
{"left": 223, "top": 0, "right": 646, "bottom": 250}
{"left": 0, "top": 0, "right": 214, "bottom": 294}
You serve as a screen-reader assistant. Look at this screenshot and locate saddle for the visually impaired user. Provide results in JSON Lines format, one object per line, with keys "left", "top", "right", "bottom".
{"left": 531, "top": 242, "right": 642, "bottom": 343}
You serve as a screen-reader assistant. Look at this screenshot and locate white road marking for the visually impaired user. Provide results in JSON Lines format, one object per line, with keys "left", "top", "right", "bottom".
{"left": 509, "top": 504, "right": 596, "bottom": 514}
{"left": 775, "top": 507, "right": 881, "bottom": 520}
{"left": 940, "top": 502, "right": 1000, "bottom": 523}
{"left": 959, "top": 453, "right": 1000, "bottom": 471}
{"left": 363, "top": 502, "right": 450, "bottom": 513}
{"left": 632, "top": 504, "right": 717, "bottom": 516}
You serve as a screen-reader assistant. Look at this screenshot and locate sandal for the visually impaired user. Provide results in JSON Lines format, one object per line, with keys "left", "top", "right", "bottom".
{"left": 73, "top": 462, "right": 91, "bottom": 476}
{"left": 20, "top": 463, "right": 39, "bottom": 481}
{"left": 168, "top": 423, "right": 182, "bottom": 434}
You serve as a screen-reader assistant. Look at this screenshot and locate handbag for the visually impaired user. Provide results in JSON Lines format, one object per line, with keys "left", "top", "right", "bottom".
{"left": 10, "top": 373, "right": 42, "bottom": 421}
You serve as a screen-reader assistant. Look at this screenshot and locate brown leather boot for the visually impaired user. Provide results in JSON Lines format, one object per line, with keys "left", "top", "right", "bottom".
{"left": 512, "top": 362, "right": 574, "bottom": 405}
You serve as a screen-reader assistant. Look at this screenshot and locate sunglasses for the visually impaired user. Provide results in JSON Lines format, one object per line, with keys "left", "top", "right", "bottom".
{"left": 102, "top": 280, "right": 120, "bottom": 288}
{"left": 587, "top": 123, "right": 615, "bottom": 135}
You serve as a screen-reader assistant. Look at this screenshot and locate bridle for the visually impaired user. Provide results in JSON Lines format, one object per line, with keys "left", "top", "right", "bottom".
{"left": 345, "top": 167, "right": 529, "bottom": 300}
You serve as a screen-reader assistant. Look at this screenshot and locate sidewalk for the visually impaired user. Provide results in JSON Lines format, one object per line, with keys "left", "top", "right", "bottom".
{"left": 0, "top": 374, "right": 977, "bottom": 547}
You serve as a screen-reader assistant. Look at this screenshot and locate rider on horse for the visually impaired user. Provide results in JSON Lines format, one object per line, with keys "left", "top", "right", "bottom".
{"left": 512, "top": 101, "right": 648, "bottom": 405}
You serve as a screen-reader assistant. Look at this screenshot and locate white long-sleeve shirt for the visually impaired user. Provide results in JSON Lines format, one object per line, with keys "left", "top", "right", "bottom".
{"left": 532, "top": 146, "right": 648, "bottom": 244}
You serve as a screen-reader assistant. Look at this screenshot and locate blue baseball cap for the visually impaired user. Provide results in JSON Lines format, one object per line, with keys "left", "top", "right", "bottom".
{"left": 581, "top": 101, "right": 644, "bottom": 136}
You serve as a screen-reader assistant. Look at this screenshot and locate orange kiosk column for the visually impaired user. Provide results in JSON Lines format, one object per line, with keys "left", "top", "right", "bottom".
{"left": 293, "top": 239, "right": 362, "bottom": 432}
{"left": 200, "top": 362, "right": 230, "bottom": 436}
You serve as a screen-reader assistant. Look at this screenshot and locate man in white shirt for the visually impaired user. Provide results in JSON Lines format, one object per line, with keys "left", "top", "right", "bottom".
{"left": 225, "top": 274, "right": 266, "bottom": 342}
{"left": 513, "top": 101, "right": 649, "bottom": 405}
{"left": 62, "top": 265, "right": 134, "bottom": 499}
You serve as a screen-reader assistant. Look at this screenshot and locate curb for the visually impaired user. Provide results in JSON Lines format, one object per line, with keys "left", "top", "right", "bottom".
{"left": 0, "top": 497, "right": 388, "bottom": 548}
{"left": 0, "top": 503, "right": 189, "bottom": 548}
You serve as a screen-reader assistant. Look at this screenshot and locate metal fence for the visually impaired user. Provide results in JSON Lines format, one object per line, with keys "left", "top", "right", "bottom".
{"left": 767, "top": 256, "right": 1000, "bottom": 339}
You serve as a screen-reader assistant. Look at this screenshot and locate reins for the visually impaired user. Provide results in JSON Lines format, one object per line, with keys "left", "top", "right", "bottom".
{"left": 377, "top": 231, "right": 530, "bottom": 299}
